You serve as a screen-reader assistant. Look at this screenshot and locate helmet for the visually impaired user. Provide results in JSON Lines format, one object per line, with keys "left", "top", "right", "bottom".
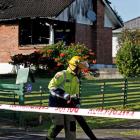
{"left": 68, "top": 56, "right": 89, "bottom": 70}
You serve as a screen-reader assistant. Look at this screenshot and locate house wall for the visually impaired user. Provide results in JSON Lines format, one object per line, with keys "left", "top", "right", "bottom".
{"left": 0, "top": 0, "right": 113, "bottom": 69}
{"left": 0, "top": 24, "right": 18, "bottom": 62}
{"left": 0, "top": 24, "right": 37, "bottom": 63}
{"left": 75, "top": 0, "right": 112, "bottom": 64}
{"left": 112, "top": 34, "right": 119, "bottom": 58}
{"left": 75, "top": 23, "right": 96, "bottom": 50}
{"left": 95, "top": 0, "right": 112, "bottom": 64}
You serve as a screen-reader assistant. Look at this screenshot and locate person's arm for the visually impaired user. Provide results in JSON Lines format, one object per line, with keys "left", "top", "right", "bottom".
{"left": 49, "top": 88, "right": 70, "bottom": 100}
{"left": 48, "top": 71, "right": 70, "bottom": 100}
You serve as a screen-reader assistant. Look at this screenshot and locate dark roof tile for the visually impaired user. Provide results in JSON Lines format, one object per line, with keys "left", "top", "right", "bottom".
{"left": 0, "top": 0, "right": 74, "bottom": 20}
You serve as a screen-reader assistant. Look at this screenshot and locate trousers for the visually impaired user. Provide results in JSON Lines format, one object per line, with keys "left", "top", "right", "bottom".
{"left": 48, "top": 114, "right": 76, "bottom": 140}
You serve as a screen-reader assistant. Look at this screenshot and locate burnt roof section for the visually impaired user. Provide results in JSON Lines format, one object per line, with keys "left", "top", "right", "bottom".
{"left": 0, "top": 0, "right": 74, "bottom": 20}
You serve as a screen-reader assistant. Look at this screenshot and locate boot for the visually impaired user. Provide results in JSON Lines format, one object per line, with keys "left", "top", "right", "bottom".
{"left": 46, "top": 125, "right": 63, "bottom": 140}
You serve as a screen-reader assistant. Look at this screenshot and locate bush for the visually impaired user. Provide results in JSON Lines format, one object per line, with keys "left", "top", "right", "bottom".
{"left": 118, "top": 29, "right": 140, "bottom": 47}
{"left": 10, "top": 42, "right": 96, "bottom": 77}
{"left": 116, "top": 29, "right": 140, "bottom": 77}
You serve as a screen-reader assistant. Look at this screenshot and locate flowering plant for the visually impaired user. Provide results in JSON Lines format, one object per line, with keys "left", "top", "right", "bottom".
{"left": 10, "top": 42, "right": 96, "bottom": 77}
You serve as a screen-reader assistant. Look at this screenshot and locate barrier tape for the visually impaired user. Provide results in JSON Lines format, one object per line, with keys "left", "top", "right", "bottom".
{"left": 0, "top": 104, "right": 140, "bottom": 120}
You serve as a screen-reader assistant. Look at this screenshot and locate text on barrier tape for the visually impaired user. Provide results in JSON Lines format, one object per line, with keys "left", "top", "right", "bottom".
{"left": 0, "top": 104, "right": 140, "bottom": 120}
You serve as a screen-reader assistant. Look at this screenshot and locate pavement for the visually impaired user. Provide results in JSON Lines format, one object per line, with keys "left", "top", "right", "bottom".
{"left": 0, "top": 128, "right": 140, "bottom": 140}
{"left": 0, "top": 120, "right": 140, "bottom": 140}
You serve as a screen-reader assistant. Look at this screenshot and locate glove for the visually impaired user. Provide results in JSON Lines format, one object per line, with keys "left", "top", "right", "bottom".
{"left": 73, "top": 97, "right": 80, "bottom": 108}
{"left": 76, "top": 103, "right": 80, "bottom": 108}
{"left": 66, "top": 97, "right": 73, "bottom": 106}
{"left": 67, "top": 96, "right": 80, "bottom": 108}
{"left": 63, "top": 93, "right": 70, "bottom": 100}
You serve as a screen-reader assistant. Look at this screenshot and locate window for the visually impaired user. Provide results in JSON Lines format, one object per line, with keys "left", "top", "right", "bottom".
{"left": 54, "top": 22, "right": 75, "bottom": 45}
{"left": 19, "top": 18, "right": 75, "bottom": 46}
{"left": 19, "top": 18, "right": 50, "bottom": 45}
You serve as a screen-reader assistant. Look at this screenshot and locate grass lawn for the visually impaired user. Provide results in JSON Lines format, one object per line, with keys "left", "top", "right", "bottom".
{"left": 0, "top": 76, "right": 140, "bottom": 131}
{"left": 120, "top": 130, "right": 140, "bottom": 136}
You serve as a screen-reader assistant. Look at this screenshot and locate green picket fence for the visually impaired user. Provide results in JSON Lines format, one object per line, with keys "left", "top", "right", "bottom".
{"left": 0, "top": 77, "right": 140, "bottom": 126}
{"left": 0, "top": 77, "right": 140, "bottom": 108}
{"left": 80, "top": 78, "right": 140, "bottom": 108}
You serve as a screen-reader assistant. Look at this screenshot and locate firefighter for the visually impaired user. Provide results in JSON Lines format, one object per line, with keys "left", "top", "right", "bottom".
{"left": 46, "top": 56, "right": 89, "bottom": 140}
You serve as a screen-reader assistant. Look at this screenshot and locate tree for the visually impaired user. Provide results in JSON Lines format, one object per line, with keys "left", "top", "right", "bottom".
{"left": 116, "top": 29, "right": 140, "bottom": 77}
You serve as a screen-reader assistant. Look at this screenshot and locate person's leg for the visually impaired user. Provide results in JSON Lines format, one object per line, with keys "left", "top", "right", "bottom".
{"left": 47, "top": 114, "right": 64, "bottom": 139}
{"left": 64, "top": 115, "right": 76, "bottom": 140}
{"left": 47, "top": 124, "right": 63, "bottom": 139}
{"left": 75, "top": 115, "right": 98, "bottom": 140}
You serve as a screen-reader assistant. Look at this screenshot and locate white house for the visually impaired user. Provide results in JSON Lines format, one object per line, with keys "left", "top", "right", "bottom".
{"left": 112, "top": 16, "right": 140, "bottom": 62}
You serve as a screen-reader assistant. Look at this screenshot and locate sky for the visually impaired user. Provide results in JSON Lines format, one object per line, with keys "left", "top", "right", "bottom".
{"left": 110, "top": 0, "right": 140, "bottom": 22}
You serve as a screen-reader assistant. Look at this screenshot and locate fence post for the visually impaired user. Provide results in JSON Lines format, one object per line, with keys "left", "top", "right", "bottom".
{"left": 40, "top": 86, "right": 43, "bottom": 105}
{"left": 14, "top": 93, "right": 16, "bottom": 105}
{"left": 18, "top": 83, "right": 25, "bottom": 127}
{"left": 39, "top": 86, "right": 43, "bottom": 124}
{"left": 19, "top": 95, "right": 24, "bottom": 105}
{"left": 101, "top": 82, "right": 105, "bottom": 109}
{"left": 19, "top": 84, "right": 25, "bottom": 105}
{"left": 123, "top": 78, "right": 128, "bottom": 107}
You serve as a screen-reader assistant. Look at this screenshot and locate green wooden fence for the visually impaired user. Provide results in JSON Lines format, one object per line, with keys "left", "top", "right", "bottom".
{"left": 0, "top": 77, "right": 140, "bottom": 108}
{"left": 0, "top": 77, "right": 140, "bottom": 125}
{"left": 80, "top": 78, "right": 140, "bottom": 108}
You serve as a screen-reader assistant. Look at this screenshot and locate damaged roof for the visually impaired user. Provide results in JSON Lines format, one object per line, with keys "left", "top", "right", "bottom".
{"left": 0, "top": 0, "right": 74, "bottom": 20}
{"left": 0, "top": 0, "right": 123, "bottom": 29}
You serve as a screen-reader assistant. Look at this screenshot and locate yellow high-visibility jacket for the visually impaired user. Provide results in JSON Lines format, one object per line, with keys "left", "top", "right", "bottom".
{"left": 48, "top": 67, "right": 79, "bottom": 95}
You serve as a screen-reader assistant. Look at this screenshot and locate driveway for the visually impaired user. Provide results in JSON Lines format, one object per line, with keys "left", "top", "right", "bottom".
{"left": 0, "top": 120, "right": 140, "bottom": 140}
{"left": 0, "top": 128, "right": 140, "bottom": 140}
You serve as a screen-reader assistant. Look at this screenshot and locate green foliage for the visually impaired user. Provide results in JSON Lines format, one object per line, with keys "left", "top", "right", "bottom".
{"left": 1, "top": 77, "right": 140, "bottom": 129}
{"left": 118, "top": 29, "right": 140, "bottom": 47}
{"left": 41, "top": 42, "right": 95, "bottom": 68}
{"left": 10, "top": 51, "right": 41, "bottom": 67}
{"left": 116, "top": 29, "right": 140, "bottom": 77}
{"left": 10, "top": 42, "right": 96, "bottom": 77}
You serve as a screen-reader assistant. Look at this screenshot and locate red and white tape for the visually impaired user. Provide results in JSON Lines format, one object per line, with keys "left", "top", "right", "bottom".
{"left": 0, "top": 104, "right": 140, "bottom": 120}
